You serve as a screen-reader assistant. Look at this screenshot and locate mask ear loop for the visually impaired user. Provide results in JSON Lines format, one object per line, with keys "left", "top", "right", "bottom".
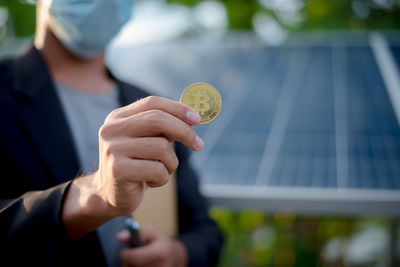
{"left": 34, "top": 0, "right": 52, "bottom": 49}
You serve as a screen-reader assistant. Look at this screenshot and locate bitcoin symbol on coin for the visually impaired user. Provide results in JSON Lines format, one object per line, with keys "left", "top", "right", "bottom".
{"left": 180, "top": 83, "right": 222, "bottom": 124}
{"left": 192, "top": 91, "right": 210, "bottom": 116}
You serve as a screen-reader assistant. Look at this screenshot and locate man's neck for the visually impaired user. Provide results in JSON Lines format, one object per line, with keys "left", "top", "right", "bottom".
{"left": 36, "top": 30, "right": 115, "bottom": 94}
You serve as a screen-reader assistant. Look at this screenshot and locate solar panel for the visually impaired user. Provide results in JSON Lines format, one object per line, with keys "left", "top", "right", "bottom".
{"left": 108, "top": 32, "right": 400, "bottom": 216}
{"left": 390, "top": 45, "right": 400, "bottom": 69}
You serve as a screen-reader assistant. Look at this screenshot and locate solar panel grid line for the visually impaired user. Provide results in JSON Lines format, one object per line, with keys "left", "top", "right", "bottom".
{"left": 296, "top": 154, "right": 311, "bottom": 186}
{"left": 348, "top": 46, "right": 388, "bottom": 189}
{"left": 153, "top": 47, "right": 234, "bottom": 99}
{"left": 196, "top": 49, "right": 291, "bottom": 186}
{"left": 363, "top": 42, "right": 400, "bottom": 190}
{"left": 310, "top": 157, "right": 326, "bottom": 187}
{"left": 226, "top": 134, "right": 244, "bottom": 184}
{"left": 198, "top": 49, "right": 252, "bottom": 135}
{"left": 390, "top": 161, "right": 400, "bottom": 189}
{"left": 306, "top": 47, "right": 337, "bottom": 187}
{"left": 375, "top": 158, "right": 392, "bottom": 189}
{"left": 390, "top": 46, "right": 400, "bottom": 71}
{"left": 233, "top": 154, "right": 253, "bottom": 185}
{"left": 332, "top": 45, "right": 349, "bottom": 189}
{"left": 176, "top": 48, "right": 235, "bottom": 94}
{"left": 270, "top": 47, "right": 336, "bottom": 187}
{"left": 385, "top": 135, "right": 400, "bottom": 184}
{"left": 192, "top": 49, "right": 273, "bottom": 168}
{"left": 203, "top": 48, "right": 244, "bottom": 87}
{"left": 370, "top": 33, "right": 400, "bottom": 127}
{"left": 254, "top": 48, "right": 311, "bottom": 185}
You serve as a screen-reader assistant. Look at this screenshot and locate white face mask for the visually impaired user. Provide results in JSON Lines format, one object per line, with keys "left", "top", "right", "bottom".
{"left": 48, "top": 0, "right": 133, "bottom": 59}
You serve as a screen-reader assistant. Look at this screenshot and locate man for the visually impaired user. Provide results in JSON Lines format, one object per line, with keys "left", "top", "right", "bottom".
{"left": 0, "top": 0, "right": 223, "bottom": 266}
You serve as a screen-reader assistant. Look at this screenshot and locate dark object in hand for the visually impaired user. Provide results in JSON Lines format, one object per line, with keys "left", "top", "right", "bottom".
{"left": 125, "top": 217, "right": 143, "bottom": 248}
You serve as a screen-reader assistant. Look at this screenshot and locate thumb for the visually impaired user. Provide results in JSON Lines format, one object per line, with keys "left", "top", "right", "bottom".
{"left": 116, "top": 229, "right": 131, "bottom": 243}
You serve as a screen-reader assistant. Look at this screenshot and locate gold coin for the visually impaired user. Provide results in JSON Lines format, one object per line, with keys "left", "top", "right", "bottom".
{"left": 180, "top": 83, "right": 222, "bottom": 124}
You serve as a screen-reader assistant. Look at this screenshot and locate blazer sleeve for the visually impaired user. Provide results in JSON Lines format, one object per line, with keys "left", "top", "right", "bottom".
{"left": 175, "top": 143, "right": 224, "bottom": 267}
{"left": 0, "top": 180, "right": 72, "bottom": 264}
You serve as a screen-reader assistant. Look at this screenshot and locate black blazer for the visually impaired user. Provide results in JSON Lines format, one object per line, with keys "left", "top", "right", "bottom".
{"left": 0, "top": 47, "right": 222, "bottom": 267}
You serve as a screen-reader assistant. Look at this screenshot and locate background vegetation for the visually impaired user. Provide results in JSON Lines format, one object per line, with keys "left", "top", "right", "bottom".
{"left": 168, "top": 0, "right": 400, "bottom": 31}
{"left": 210, "top": 208, "right": 393, "bottom": 266}
{"left": 0, "top": 0, "right": 399, "bottom": 40}
{"left": 0, "top": 0, "right": 35, "bottom": 38}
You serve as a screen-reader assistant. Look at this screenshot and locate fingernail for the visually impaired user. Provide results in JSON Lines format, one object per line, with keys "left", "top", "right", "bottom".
{"left": 195, "top": 135, "right": 204, "bottom": 150}
{"left": 187, "top": 111, "right": 201, "bottom": 123}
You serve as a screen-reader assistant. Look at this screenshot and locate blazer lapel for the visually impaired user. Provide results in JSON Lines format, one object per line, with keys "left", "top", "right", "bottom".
{"left": 116, "top": 79, "right": 149, "bottom": 106}
{"left": 15, "top": 47, "right": 80, "bottom": 185}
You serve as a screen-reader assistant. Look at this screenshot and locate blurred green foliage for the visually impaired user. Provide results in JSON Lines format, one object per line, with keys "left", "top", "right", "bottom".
{"left": 168, "top": 0, "right": 400, "bottom": 31}
{"left": 0, "top": 0, "right": 35, "bottom": 37}
{"left": 301, "top": 0, "right": 400, "bottom": 30}
{"left": 222, "top": 0, "right": 261, "bottom": 30}
{"left": 1, "top": 0, "right": 399, "bottom": 40}
{"left": 210, "top": 207, "right": 393, "bottom": 267}
{"left": 167, "top": 0, "right": 262, "bottom": 29}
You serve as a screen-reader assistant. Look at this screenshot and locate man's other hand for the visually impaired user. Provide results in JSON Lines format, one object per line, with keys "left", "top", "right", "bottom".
{"left": 117, "top": 226, "right": 188, "bottom": 267}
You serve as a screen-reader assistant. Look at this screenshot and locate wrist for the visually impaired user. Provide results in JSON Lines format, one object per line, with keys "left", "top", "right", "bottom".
{"left": 62, "top": 172, "right": 115, "bottom": 239}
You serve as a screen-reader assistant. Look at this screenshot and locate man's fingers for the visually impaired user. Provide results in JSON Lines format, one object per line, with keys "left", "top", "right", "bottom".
{"left": 116, "top": 227, "right": 158, "bottom": 244}
{"left": 120, "top": 110, "right": 204, "bottom": 151}
{"left": 100, "top": 96, "right": 204, "bottom": 151}
{"left": 115, "top": 158, "right": 170, "bottom": 187}
{"left": 110, "top": 137, "right": 178, "bottom": 175}
{"left": 120, "top": 246, "right": 160, "bottom": 267}
{"left": 113, "top": 96, "right": 201, "bottom": 126}
{"left": 139, "top": 226, "right": 159, "bottom": 244}
{"left": 119, "top": 227, "right": 164, "bottom": 266}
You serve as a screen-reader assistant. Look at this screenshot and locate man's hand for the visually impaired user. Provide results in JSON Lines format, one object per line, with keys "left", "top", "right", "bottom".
{"left": 62, "top": 96, "right": 203, "bottom": 238}
{"left": 117, "top": 226, "right": 188, "bottom": 267}
{"left": 96, "top": 96, "right": 203, "bottom": 216}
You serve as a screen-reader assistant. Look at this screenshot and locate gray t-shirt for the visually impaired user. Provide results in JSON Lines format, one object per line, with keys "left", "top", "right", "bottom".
{"left": 55, "top": 82, "right": 127, "bottom": 267}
